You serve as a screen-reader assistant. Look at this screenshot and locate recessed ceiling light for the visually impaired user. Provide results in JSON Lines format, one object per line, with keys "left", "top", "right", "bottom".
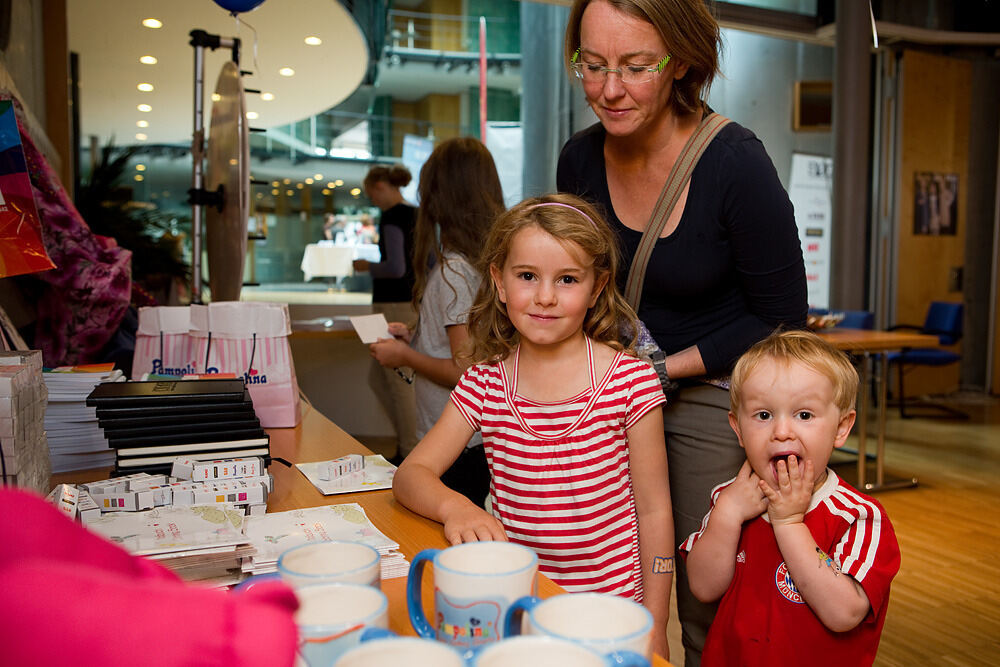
{"left": 271, "top": 180, "right": 279, "bottom": 187}
{"left": 279, "top": 67, "right": 295, "bottom": 77}
{"left": 211, "top": 93, "right": 221, "bottom": 102}
{"left": 135, "top": 133, "right": 147, "bottom": 140}
{"left": 229, "top": 158, "right": 238, "bottom": 166}
{"left": 260, "top": 92, "right": 274, "bottom": 101}
{"left": 140, "top": 56, "right": 157, "bottom": 65}
{"left": 321, "top": 188, "right": 330, "bottom": 195}
{"left": 335, "top": 179, "right": 344, "bottom": 187}
{"left": 304, "top": 36, "right": 322, "bottom": 46}
{"left": 134, "top": 174, "right": 145, "bottom": 181}
{"left": 135, "top": 164, "right": 146, "bottom": 171}
{"left": 313, "top": 173, "right": 323, "bottom": 180}
{"left": 136, "top": 120, "right": 149, "bottom": 128}
{"left": 305, "top": 178, "right": 314, "bottom": 185}
{"left": 137, "top": 83, "right": 154, "bottom": 92}
{"left": 256, "top": 192, "right": 263, "bottom": 199}
{"left": 285, "top": 189, "right": 294, "bottom": 196}
{"left": 271, "top": 188, "right": 279, "bottom": 195}
{"left": 350, "top": 187, "right": 361, "bottom": 196}
{"left": 246, "top": 111, "right": 259, "bottom": 120}
{"left": 141, "top": 18, "right": 162, "bottom": 29}
{"left": 327, "top": 182, "right": 336, "bottom": 188}
{"left": 137, "top": 104, "right": 152, "bottom": 112}
{"left": 283, "top": 178, "right": 291, "bottom": 185}
{"left": 296, "top": 183, "right": 304, "bottom": 190}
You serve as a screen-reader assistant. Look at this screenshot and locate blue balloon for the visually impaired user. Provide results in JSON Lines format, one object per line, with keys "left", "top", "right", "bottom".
{"left": 212, "top": 0, "right": 265, "bottom": 13}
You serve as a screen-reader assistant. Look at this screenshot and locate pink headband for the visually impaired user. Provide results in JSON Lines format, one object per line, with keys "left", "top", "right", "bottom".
{"left": 527, "top": 202, "right": 598, "bottom": 228}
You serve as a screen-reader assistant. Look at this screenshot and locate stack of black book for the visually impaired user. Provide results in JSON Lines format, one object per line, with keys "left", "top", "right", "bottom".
{"left": 86, "top": 379, "right": 269, "bottom": 475}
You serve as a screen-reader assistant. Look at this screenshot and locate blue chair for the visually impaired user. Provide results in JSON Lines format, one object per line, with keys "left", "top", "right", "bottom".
{"left": 887, "top": 301, "right": 967, "bottom": 419}
{"left": 836, "top": 310, "right": 874, "bottom": 330}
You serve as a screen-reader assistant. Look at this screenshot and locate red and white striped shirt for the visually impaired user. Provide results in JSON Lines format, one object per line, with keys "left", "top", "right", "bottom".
{"left": 450, "top": 338, "right": 666, "bottom": 600}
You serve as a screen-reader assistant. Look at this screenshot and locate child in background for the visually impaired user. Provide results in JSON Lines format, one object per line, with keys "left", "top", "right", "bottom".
{"left": 369, "top": 137, "right": 505, "bottom": 507}
{"left": 681, "top": 330, "right": 900, "bottom": 666}
{"left": 393, "top": 194, "right": 674, "bottom": 658}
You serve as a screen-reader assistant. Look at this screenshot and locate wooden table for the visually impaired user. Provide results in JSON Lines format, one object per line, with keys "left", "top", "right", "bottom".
{"left": 266, "top": 403, "right": 674, "bottom": 665}
{"left": 817, "top": 328, "right": 939, "bottom": 491}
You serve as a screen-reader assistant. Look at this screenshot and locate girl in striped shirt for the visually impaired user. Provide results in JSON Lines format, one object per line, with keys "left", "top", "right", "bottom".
{"left": 393, "top": 194, "right": 674, "bottom": 658}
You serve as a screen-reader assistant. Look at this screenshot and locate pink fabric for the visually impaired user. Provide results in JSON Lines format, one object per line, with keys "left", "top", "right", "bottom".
{"left": 6, "top": 95, "right": 132, "bottom": 366}
{"left": 0, "top": 488, "right": 299, "bottom": 667}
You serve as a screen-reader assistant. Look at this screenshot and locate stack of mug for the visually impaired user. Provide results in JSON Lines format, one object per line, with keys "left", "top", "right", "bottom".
{"left": 252, "top": 539, "right": 656, "bottom": 666}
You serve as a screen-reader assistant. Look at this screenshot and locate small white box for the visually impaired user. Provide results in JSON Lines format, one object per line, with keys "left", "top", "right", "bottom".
{"left": 98, "top": 490, "right": 156, "bottom": 512}
{"left": 77, "top": 491, "right": 102, "bottom": 523}
{"left": 46, "top": 484, "right": 79, "bottom": 519}
{"left": 318, "top": 454, "right": 364, "bottom": 481}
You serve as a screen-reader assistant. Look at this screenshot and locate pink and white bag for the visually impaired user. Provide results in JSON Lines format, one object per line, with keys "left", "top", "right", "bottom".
{"left": 189, "top": 302, "right": 301, "bottom": 428}
{"left": 131, "top": 306, "right": 199, "bottom": 379}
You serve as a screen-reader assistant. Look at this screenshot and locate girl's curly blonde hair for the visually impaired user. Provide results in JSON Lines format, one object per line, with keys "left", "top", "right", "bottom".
{"left": 465, "top": 193, "right": 639, "bottom": 364}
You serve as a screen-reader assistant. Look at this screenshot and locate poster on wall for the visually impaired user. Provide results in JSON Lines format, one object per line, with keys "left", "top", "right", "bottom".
{"left": 788, "top": 153, "right": 833, "bottom": 310}
{"left": 400, "top": 134, "right": 434, "bottom": 205}
{"left": 913, "top": 172, "right": 958, "bottom": 236}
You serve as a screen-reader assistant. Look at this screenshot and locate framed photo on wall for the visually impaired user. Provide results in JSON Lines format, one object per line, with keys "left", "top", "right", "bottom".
{"left": 913, "top": 172, "right": 958, "bottom": 236}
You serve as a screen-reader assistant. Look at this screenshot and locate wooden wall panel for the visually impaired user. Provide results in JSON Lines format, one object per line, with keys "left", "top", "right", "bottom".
{"left": 895, "top": 50, "right": 971, "bottom": 396}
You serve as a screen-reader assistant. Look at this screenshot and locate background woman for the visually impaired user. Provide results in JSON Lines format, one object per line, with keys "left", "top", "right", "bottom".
{"left": 368, "top": 138, "right": 505, "bottom": 505}
{"left": 557, "top": 1, "right": 807, "bottom": 664}
{"left": 354, "top": 164, "right": 419, "bottom": 460}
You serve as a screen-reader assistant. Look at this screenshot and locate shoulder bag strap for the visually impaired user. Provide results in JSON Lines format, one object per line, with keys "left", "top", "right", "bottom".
{"left": 623, "top": 112, "right": 731, "bottom": 310}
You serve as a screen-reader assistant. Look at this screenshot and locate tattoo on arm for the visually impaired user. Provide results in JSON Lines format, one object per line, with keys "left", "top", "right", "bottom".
{"left": 652, "top": 556, "right": 674, "bottom": 574}
{"left": 816, "top": 547, "right": 842, "bottom": 575}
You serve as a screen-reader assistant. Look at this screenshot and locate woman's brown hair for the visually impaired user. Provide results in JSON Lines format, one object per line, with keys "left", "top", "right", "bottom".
{"left": 363, "top": 164, "right": 412, "bottom": 191}
{"left": 564, "top": 0, "right": 721, "bottom": 115}
{"left": 466, "top": 193, "right": 639, "bottom": 364}
{"left": 412, "top": 137, "right": 505, "bottom": 314}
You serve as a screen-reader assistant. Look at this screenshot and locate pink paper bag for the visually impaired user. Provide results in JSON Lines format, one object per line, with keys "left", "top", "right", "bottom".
{"left": 131, "top": 306, "right": 199, "bottom": 379}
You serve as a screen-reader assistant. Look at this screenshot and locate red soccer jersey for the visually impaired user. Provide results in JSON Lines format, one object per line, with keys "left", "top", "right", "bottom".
{"left": 451, "top": 338, "right": 666, "bottom": 599}
{"left": 680, "top": 471, "right": 900, "bottom": 667}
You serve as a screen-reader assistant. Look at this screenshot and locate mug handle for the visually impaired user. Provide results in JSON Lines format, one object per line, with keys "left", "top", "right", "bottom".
{"left": 406, "top": 548, "right": 440, "bottom": 639}
{"left": 231, "top": 572, "right": 281, "bottom": 592}
{"left": 606, "top": 649, "right": 651, "bottom": 667}
{"left": 359, "top": 627, "right": 397, "bottom": 643}
{"left": 502, "top": 595, "right": 541, "bottom": 637}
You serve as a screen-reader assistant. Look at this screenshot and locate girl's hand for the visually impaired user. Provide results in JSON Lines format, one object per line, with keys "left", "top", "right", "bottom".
{"left": 386, "top": 321, "right": 412, "bottom": 343}
{"left": 441, "top": 502, "right": 508, "bottom": 545}
{"left": 762, "top": 456, "right": 814, "bottom": 526}
{"left": 369, "top": 337, "right": 410, "bottom": 368}
{"left": 716, "top": 461, "right": 769, "bottom": 525}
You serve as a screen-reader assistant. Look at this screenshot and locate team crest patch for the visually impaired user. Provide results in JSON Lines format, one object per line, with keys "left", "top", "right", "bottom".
{"left": 775, "top": 562, "right": 804, "bottom": 604}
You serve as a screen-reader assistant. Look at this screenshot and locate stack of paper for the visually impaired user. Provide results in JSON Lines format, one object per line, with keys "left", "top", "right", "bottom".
{"left": 84, "top": 503, "right": 255, "bottom": 587}
{"left": 0, "top": 350, "right": 49, "bottom": 492}
{"left": 243, "top": 503, "right": 409, "bottom": 580}
{"left": 43, "top": 364, "right": 124, "bottom": 472}
{"left": 295, "top": 454, "right": 397, "bottom": 496}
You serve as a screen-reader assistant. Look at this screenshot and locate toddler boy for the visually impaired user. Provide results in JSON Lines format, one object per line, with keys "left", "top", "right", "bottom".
{"left": 680, "top": 330, "right": 900, "bottom": 666}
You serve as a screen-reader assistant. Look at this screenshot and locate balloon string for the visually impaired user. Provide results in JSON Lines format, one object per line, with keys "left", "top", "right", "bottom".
{"left": 232, "top": 13, "right": 261, "bottom": 75}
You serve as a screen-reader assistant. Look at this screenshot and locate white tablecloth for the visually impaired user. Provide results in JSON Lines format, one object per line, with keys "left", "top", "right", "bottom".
{"left": 300, "top": 243, "right": 381, "bottom": 281}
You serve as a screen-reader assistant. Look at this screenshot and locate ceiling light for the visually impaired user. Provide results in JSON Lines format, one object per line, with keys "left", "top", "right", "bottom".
{"left": 137, "top": 83, "right": 154, "bottom": 92}
{"left": 313, "top": 147, "right": 327, "bottom": 156}
{"left": 142, "top": 18, "right": 162, "bottom": 29}
{"left": 350, "top": 187, "right": 361, "bottom": 196}
{"left": 327, "top": 182, "right": 336, "bottom": 188}
{"left": 271, "top": 180, "right": 279, "bottom": 187}
{"left": 285, "top": 189, "right": 294, "bottom": 196}
{"left": 246, "top": 111, "right": 258, "bottom": 120}
{"left": 139, "top": 56, "right": 157, "bottom": 65}
{"left": 305, "top": 36, "right": 322, "bottom": 46}
{"left": 321, "top": 188, "right": 330, "bottom": 195}
{"left": 305, "top": 178, "right": 314, "bottom": 185}
{"left": 229, "top": 158, "right": 238, "bottom": 166}
{"left": 313, "top": 173, "right": 323, "bottom": 180}
{"left": 282, "top": 178, "right": 291, "bottom": 185}
{"left": 134, "top": 175, "right": 144, "bottom": 181}
{"left": 271, "top": 188, "right": 279, "bottom": 195}
{"left": 256, "top": 192, "right": 263, "bottom": 199}
{"left": 279, "top": 67, "right": 295, "bottom": 77}
{"left": 296, "top": 183, "right": 304, "bottom": 190}
{"left": 211, "top": 93, "right": 221, "bottom": 102}
{"left": 136, "top": 120, "right": 149, "bottom": 128}
{"left": 135, "top": 133, "right": 147, "bottom": 140}
{"left": 335, "top": 179, "right": 344, "bottom": 187}
{"left": 135, "top": 164, "right": 146, "bottom": 171}
{"left": 137, "top": 104, "right": 152, "bottom": 112}
{"left": 260, "top": 92, "right": 274, "bottom": 101}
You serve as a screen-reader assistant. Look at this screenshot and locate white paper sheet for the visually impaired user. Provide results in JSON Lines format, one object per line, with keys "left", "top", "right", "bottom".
{"left": 349, "top": 313, "right": 391, "bottom": 344}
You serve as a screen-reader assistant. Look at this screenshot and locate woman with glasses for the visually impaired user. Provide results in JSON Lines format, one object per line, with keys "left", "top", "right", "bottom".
{"left": 557, "top": 1, "right": 807, "bottom": 664}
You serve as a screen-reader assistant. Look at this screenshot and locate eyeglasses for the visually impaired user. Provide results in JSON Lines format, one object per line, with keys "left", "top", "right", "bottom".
{"left": 570, "top": 48, "right": 671, "bottom": 85}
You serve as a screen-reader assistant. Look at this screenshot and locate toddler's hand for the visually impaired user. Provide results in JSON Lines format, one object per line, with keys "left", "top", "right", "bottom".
{"left": 369, "top": 337, "right": 410, "bottom": 368}
{"left": 715, "top": 461, "right": 769, "bottom": 526}
{"left": 442, "top": 503, "right": 508, "bottom": 545}
{"left": 762, "top": 456, "right": 814, "bottom": 526}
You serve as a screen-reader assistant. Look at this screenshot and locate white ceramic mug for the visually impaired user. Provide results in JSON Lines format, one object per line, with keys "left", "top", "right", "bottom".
{"left": 504, "top": 592, "right": 653, "bottom": 659}
{"left": 294, "top": 582, "right": 389, "bottom": 666}
{"left": 473, "top": 635, "right": 649, "bottom": 667}
{"left": 278, "top": 540, "right": 381, "bottom": 588}
{"left": 407, "top": 541, "right": 538, "bottom": 649}
{"left": 334, "top": 635, "right": 468, "bottom": 667}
